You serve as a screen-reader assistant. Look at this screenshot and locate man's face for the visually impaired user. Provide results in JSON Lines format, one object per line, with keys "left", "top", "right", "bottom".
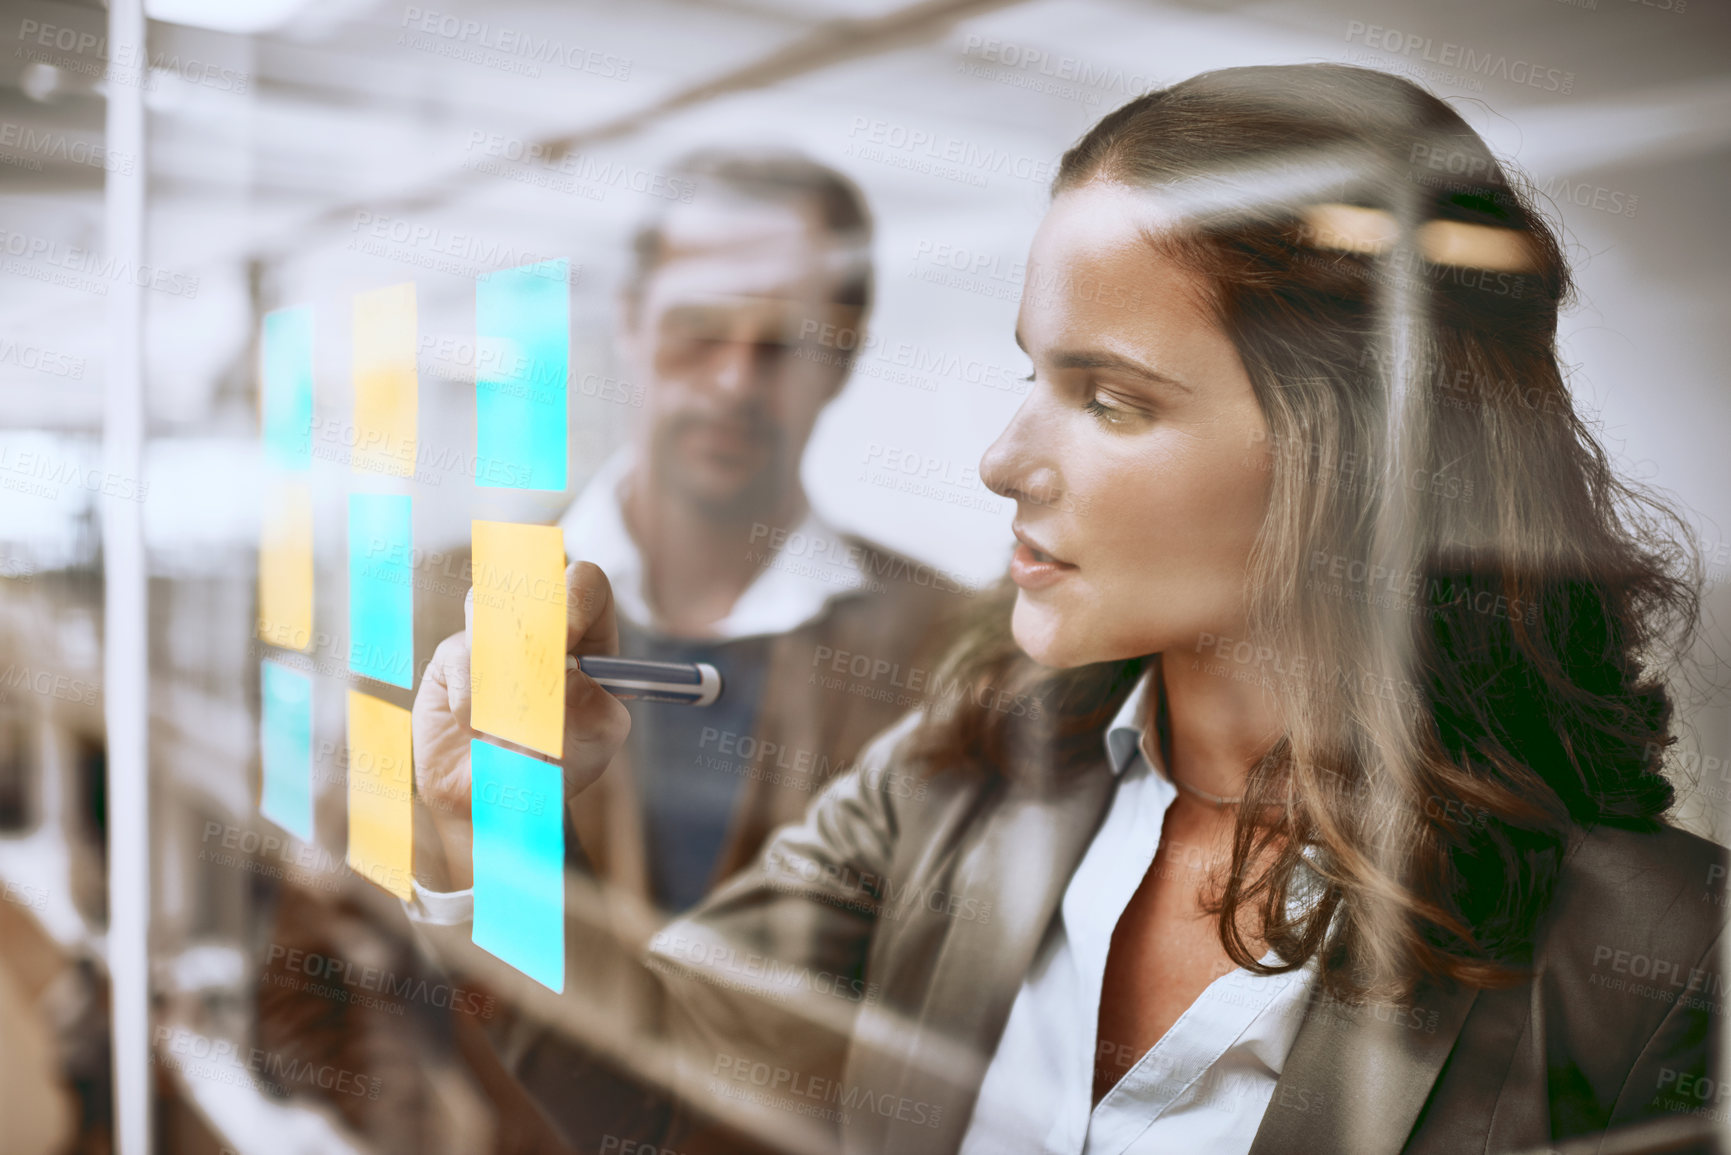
{"left": 622, "top": 194, "right": 862, "bottom": 521}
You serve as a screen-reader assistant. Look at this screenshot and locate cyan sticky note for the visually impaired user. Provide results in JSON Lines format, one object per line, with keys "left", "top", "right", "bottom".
{"left": 348, "top": 493, "right": 413, "bottom": 687}
{"left": 260, "top": 660, "right": 314, "bottom": 841}
{"left": 476, "top": 260, "right": 567, "bottom": 491}
{"left": 470, "top": 738, "right": 563, "bottom": 991}
{"left": 263, "top": 306, "right": 314, "bottom": 471}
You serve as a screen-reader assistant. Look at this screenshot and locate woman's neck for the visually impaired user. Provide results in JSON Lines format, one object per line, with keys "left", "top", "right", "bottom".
{"left": 1149, "top": 650, "right": 1283, "bottom": 802}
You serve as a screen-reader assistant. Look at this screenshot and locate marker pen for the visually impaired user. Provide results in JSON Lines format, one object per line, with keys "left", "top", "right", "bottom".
{"left": 566, "top": 654, "right": 723, "bottom": 706}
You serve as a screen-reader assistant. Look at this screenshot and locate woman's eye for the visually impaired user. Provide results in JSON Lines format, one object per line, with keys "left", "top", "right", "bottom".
{"left": 1084, "top": 394, "right": 1134, "bottom": 426}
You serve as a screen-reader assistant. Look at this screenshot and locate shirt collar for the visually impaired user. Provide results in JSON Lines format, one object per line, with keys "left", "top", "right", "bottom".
{"left": 1105, "top": 668, "right": 1158, "bottom": 778}
{"left": 556, "top": 448, "right": 871, "bottom": 641}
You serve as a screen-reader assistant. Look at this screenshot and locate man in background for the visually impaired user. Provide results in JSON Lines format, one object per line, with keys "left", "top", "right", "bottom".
{"left": 556, "top": 149, "right": 954, "bottom": 913}
{"left": 409, "top": 149, "right": 962, "bottom": 1151}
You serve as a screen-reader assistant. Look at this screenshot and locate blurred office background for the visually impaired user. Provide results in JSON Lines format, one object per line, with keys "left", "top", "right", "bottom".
{"left": 0, "top": 0, "right": 1727, "bottom": 1151}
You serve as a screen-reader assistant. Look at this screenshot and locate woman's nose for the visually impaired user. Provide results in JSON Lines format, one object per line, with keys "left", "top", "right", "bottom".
{"left": 980, "top": 398, "right": 1062, "bottom": 507}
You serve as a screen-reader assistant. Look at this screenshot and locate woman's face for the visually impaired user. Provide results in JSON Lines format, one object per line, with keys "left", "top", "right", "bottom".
{"left": 980, "top": 181, "right": 1273, "bottom": 669}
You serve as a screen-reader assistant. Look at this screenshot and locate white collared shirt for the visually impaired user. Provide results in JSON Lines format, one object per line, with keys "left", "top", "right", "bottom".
{"left": 556, "top": 449, "right": 871, "bottom": 640}
{"left": 957, "top": 673, "right": 1320, "bottom": 1155}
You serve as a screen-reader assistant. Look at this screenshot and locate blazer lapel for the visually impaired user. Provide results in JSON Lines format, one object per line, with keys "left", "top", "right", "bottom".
{"left": 851, "top": 756, "right": 1119, "bottom": 1155}
{"left": 1249, "top": 978, "right": 1479, "bottom": 1155}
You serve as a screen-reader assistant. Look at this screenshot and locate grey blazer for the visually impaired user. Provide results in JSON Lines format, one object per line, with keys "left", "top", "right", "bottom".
{"left": 648, "top": 715, "right": 1731, "bottom": 1155}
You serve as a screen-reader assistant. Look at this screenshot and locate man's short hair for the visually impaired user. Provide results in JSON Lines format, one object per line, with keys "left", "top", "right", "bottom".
{"left": 625, "top": 148, "right": 874, "bottom": 311}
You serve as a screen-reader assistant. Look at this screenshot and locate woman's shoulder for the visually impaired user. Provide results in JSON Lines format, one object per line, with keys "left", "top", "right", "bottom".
{"left": 834, "top": 708, "right": 991, "bottom": 811}
{"left": 1549, "top": 822, "right": 1729, "bottom": 961}
{"left": 1567, "top": 821, "right": 1727, "bottom": 892}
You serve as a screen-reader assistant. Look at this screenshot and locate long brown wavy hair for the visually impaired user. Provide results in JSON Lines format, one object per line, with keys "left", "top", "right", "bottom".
{"left": 908, "top": 64, "right": 1701, "bottom": 999}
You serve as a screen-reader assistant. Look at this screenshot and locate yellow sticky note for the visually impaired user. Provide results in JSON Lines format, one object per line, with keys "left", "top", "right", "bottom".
{"left": 471, "top": 521, "right": 566, "bottom": 758}
{"left": 259, "top": 481, "right": 312, "bottom": 650}
{"left": 347, "top": 690, "right": 414, "bottom": 899}
{"left": 353, "top": 283, "right": 418, "bottom": 477}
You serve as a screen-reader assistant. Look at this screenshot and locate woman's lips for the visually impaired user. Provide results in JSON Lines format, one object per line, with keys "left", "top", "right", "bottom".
{"left": 1010, "top": 541, "right": 1078, "bottom": 590}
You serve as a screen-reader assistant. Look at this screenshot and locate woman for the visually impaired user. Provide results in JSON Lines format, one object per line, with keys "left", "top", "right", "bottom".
{"left": 414, "top": 63, "right": 1725, "bottom": 1154}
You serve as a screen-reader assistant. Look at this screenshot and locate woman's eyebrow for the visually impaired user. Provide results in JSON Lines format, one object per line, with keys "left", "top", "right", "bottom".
{"left": 1015, "top": 329, "right": 1194, "bottom": 395}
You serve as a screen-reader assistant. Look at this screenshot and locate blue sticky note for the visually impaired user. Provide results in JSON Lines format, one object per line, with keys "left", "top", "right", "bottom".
{"left": 262, "top": 306, "right": 314, "bottom": 471}
{"left": 470, "top": 738, "right": 564, "bottom": 991}
{"left": 260, "top": 660, "right": 314, "bottom": 840}
{"left": 476, "top": 260, "right": 567, "bottom": 491}
{"left": 348, "top": 493, "right": 413, "bottom": 687}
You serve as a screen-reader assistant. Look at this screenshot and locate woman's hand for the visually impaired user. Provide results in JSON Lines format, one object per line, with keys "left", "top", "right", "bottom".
{"left": 412, "top": 561, "right": 633, "bottom": 891}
